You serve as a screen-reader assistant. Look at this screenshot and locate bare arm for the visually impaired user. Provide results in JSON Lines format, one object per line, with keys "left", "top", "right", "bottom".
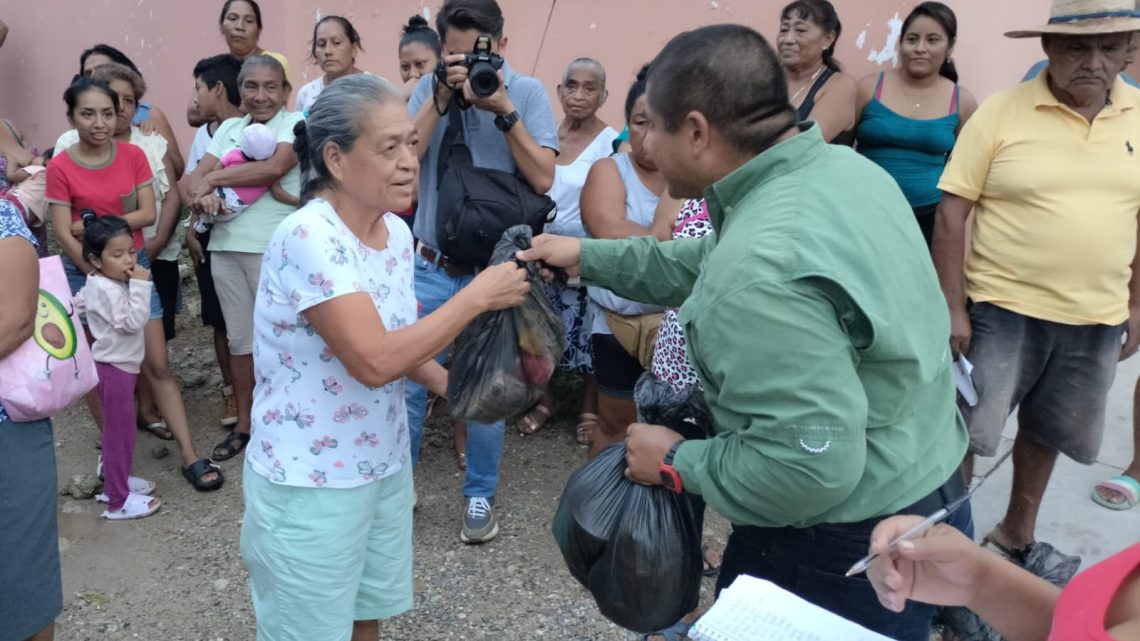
{"left": 409, "top": 360, "right": 448, "bottom": 398}
{"left": 303, "top": 262, "right": 526, "bottom": 389}
{"left": 931, "top": 192, "right": 975, "bottom": 356}
{"left": 854, "top": 73, "right": 880, "bottom": 131}
{"left": 650, "top": 195, "right": 684, "bottom": 241}
{"left": 122, "top": 183, "right": 158, "bottom": 232}
{"left": 956, "top": 86, "right": 980, "bottom": 134}
{"left": 806, "top": 72, "right": 858, "bottom": 143}
{"left": 146, "top": 155, "right": 183, "bottom": 259}
{"left": 50, "top": 203, "right": 89, "bottom": 271}
{"left": 0, "top": 236, "right": 38, "bottom": 359}
{"left": 580, "top": 159, "right": 653, "bottom": 240}
{"left": 179, "top": 153, "right": 220, "bottom": 204}
{"left": 201, "top": 143, "right": 297, "bottom": 191}
{"left": 147, "top": 107, "right": 185, "bottom": 179}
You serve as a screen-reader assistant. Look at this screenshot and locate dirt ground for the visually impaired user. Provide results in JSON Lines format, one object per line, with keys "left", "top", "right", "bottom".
{"left": 49, "top": 274, "right": 729, "bottom": 641}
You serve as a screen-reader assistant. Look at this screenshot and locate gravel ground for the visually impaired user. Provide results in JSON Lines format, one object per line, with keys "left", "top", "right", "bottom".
{"left": 50, "top": 276, "right": 729, "bottom": 641}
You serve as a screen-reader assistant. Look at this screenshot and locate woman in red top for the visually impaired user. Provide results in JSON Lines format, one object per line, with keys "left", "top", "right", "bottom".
{"left": 47, "top": 77, "right": 224, "bottom": 491}
{"left": 866, "top": 515, "right": 1140, "bottom": 640}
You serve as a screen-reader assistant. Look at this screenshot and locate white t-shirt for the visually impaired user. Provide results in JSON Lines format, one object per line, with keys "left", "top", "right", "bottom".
{"left": 247, "top": 198, "right": 417, "bottom": 488}
{"left": 185, "top": 125, "right": 213, "bottom": 173}
{"left": 546, "top": 126, "right": 618, "bottom": 238}
{"left": 294, "top": 76, "right": 325, "bottom": 116}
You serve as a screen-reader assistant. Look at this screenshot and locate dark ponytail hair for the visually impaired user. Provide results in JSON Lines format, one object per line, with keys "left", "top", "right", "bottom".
{"left": 64, "top": 76, "right": 120, "bottom": 118}
{"left": 780, "top": 0, "right": 843, "bottom": 72}
{"left": 400, "top": 15, "right": 442, "bottom": 58}
{"left": 901, "top": 1, "right": 959, "bottom": 82}
{"left": 624, "top": 64, "right": 650, "bottom": 123}
{"left": 309, "top": 15, "right": 364, "bottom": 62}
{"left": 82, "top": 216, "right": 133, "bottom": 263}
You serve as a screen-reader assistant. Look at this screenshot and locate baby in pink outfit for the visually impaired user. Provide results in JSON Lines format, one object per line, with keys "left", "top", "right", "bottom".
{"left": 195, "top": 122, "right": 278, "bottom": 231}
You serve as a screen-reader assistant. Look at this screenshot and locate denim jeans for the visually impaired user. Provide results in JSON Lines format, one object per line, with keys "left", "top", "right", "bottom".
{"left": 715, "top": 476, "right": 974, "bottom": 641}
{"left": 405, "top": 252, "right": 505, "bottom": 498}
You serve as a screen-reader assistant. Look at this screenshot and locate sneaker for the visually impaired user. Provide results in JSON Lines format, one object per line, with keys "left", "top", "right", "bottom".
{"left": 220, "top": 386, "right": 238, "bottom": 428}
{"left": 460, "top": 496, "right": 498, "bottom": 544}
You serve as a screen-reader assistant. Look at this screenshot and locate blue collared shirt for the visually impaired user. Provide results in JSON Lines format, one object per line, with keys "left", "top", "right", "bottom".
{"left": 408, "top": 60, "right": 559, "bottom": 247}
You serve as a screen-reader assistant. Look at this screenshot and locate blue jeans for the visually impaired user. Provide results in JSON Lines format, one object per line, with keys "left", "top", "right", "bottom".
{"left": 406, "top": 252, "right": 505, "bottom": 498}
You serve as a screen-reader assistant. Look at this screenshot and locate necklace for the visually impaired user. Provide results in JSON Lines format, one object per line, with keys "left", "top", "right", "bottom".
{"left": 790, "top": 65, "right": 825, "bottom": 104}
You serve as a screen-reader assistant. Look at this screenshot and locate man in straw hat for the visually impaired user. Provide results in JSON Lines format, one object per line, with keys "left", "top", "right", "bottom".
{"left": 934, "top": 0, "right": 1140, "bottom": 565}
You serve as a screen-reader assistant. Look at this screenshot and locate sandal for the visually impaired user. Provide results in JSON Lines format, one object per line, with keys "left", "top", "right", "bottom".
{"left": 981, "top": 524, "right": 1031, "bottom": 565}
{"left": 96, "top": 476, "right": 155, "bottom": 502}
{"left": 641, "top": 620, "right": 691, "bottom": 641}
{"left": 182, "top": 458, "right": 225, "bottom": 492}
{"left": 517, "top": 404, "right": 551, "bottom": 435}
{"left": 212, "top": 430, "right": 250, "bottom": 461}
{"left": 1092, "top": 474, "right": 1140, "bottom": 511}
{"left": 576, "top": 412, "right": 597, "bottom": 445}
{"left": 138, "top": 417, "right": 174, "bottom": 440}
{"left": 456, "top": 452, "right": 468, "bottom": 471}
{"left": 102, "top": 492, "right": 161, "bottom": 520}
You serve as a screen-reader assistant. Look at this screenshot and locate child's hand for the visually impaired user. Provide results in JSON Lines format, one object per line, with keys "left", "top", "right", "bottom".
{"left": 129, "top": 264, "right": 151, "bottom": 281}
{"left": 138, "top": 119, "right": 159, "bottom": 136}
{"left": 70, "top": 219, "right": 85, "bottom": 239}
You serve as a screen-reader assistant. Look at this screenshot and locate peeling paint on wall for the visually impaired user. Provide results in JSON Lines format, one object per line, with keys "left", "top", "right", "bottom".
{"left": 856, "top": 29, "right": 866, "bottom": 49}
{"left": 867, "top": 12, "right": 902, "bottom": 67}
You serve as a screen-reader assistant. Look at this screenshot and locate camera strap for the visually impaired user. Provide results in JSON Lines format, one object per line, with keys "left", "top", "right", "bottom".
{"left": 436, "top": 96, "right": 474, "bottom": 184}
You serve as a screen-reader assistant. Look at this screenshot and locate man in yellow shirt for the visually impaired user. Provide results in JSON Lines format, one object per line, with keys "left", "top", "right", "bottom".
{"left": 934, "top": 0, "right": 1140, "bottom": 561}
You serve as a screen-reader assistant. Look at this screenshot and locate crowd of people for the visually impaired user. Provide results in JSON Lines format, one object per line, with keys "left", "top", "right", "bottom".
{"left": 2, "top": 0, "right": 1140, "bottom": 640}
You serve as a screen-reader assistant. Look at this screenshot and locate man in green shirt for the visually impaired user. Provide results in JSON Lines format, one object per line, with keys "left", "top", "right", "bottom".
{"left": 522, "top": 24, "right": 970, "bottom": 640}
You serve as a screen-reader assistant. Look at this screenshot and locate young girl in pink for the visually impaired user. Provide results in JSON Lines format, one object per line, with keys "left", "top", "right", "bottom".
{"left": 76, "top": 216, "right": 161, "bottom": 520}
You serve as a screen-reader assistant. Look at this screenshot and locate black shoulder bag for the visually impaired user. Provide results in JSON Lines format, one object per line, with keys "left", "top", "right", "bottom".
{"left": 435, "top": 99, "right": 556, "bottom": 267}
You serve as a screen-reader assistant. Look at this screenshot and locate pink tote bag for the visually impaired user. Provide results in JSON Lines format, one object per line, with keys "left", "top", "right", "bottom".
{"left": 0, "top": 256, "right": 98, "bottom": 421}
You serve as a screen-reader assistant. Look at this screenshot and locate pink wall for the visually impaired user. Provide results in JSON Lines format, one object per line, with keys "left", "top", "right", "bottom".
{"left": 0, "top": 1, "right": 1115, "bottom": 157}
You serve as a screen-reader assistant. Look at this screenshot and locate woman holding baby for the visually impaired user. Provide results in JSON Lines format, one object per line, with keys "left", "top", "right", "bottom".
{"left": 180, "top": 54, "right": 302, "bottom": 462}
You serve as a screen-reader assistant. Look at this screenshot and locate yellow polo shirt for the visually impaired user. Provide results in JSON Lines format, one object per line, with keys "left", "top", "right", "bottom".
{"left": 939, "top": 73, "right": 1140, "bottom": 325}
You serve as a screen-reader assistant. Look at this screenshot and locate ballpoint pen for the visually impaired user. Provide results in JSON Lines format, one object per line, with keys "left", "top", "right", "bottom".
{"left": 845, "top": 492, "right": 972, "bottom": 577}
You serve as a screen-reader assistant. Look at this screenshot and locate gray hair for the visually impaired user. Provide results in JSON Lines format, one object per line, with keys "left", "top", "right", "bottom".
{"left": 238, "top": 54, "right": 288, "bottom": 88}
{"left": 294, "top": 74, "right": 404, "bottom": 202}
{"left": 563, "top": 57, "right": 606, "bottom": 87}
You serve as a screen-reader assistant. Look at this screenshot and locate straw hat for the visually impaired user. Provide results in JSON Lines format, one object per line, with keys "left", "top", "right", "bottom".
{"left": 1006, "top": 0, "right": 1140, "bottom": 38}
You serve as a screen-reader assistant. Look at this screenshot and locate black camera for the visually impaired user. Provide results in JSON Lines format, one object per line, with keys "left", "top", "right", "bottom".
{"left": 80, "top": 208, "right": 97, "bottom": 226}
{"left": 462, "top": 35, "right": 504, "bottom": 98}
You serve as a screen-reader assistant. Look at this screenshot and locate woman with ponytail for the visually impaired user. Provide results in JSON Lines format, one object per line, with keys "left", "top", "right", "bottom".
{"left": 397, "top": 15, "right": 442, "bottom": 101}
{"left": 854, "top": 1, "right": 978, "bottom": 247}
{"left": 777, "top": 0, "right": 857, "bottom": 144}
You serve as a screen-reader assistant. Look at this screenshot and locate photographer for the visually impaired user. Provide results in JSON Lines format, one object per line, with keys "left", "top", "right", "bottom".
{"left": 406, "top": 0, "right": 558, "bottom": 544}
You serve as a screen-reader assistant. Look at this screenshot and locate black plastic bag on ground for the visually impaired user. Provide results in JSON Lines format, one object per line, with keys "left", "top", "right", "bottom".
{"left": 447, "top": 226, "right": 565, "bottom": 424}
{"left": 633, "top": 372, "right": 713, "bottom": 440}
{"left": 552, "top": 444, "right": 702, "bottom": 633}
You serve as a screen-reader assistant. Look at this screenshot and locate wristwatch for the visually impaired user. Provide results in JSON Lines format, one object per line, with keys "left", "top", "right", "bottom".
{"left": 494, "top": 110, "right": 520, "bottom": 132}
{"left": 659, "top": 442, "right": 684, "bottom": 494}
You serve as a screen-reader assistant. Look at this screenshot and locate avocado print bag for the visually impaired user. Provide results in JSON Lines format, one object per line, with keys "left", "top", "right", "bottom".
{"left": 0, "top": 256, "right": 98, "bottom": 421}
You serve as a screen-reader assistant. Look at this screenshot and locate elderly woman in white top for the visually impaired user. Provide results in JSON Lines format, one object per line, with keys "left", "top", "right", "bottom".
{"left": 241, "top": 74, "right": 528, "bottom": 641}
{"left": 521, "top": 57, "right": 618, "bottom": 441}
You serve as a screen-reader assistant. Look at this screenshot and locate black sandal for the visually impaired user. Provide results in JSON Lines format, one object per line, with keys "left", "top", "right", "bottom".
{"left": 212, "top": 431, "right": 250, "bottom": 461}
{"left": 182, "top": 458, "right": 225, "bottom": 492}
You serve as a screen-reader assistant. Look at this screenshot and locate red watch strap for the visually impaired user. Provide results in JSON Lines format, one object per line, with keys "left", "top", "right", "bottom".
{"left": 659, "top": 462, "right": 683, "bottom": 494}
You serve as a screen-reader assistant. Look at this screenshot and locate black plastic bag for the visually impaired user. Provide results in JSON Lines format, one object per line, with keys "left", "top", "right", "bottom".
{"left": 552, "top": 444, "right": 702, "bottom": 633}
{"left": 633, "top": 372, "right": 713, "bottom": 440}
{"left": 447, "top": 226, "right": 564, "bottom": 424}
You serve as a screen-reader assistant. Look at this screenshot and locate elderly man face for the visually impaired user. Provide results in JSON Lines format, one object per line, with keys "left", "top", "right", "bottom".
{"left": 1042, "top": 32, "right": 1136, "bottom": 103}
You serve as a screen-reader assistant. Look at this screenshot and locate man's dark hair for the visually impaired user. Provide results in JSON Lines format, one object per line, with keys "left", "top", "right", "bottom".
{"left": 647, "top": 24, "right": 796, "bottom": 155}
{"left": 193, "top": 54, "right": 243, "bottom": 107}
{"left": 79, "top": 44, "right": 142, "bottom": 77}
{"left": 780, "top": 0, "right": 843, "bottom": 71}
{"left": 219, "top": 0, "right": 263, "bottom": 31}
{"left": 436, "top": 0, "right": 504, "bottom": 44}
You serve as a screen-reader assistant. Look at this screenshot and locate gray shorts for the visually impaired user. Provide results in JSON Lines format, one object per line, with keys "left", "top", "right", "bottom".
{"left": 962, "top": 302, "right": 1124, "bottom": 464}
{"left": 0, "top": 417, "right": 62, "bottom": 641}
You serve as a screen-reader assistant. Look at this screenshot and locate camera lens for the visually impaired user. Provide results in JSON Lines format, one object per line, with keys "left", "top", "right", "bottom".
{"left": 468, "top": 61, "right": 500, "bottom": 98}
